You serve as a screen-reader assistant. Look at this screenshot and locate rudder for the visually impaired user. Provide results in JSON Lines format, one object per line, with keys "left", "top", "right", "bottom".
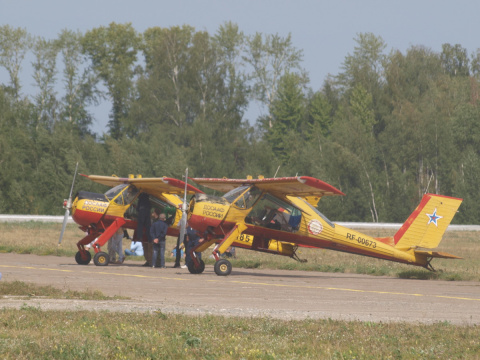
{"left": 394, "top": 194, "right": 462, "bottom": 251}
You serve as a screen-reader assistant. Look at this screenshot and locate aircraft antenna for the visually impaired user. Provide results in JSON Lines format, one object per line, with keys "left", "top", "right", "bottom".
{"left": 58, "top": 162, "right": 79, "bottom": 246}
{"left": 274, "top": 165, "right": 281, "bottom": 178}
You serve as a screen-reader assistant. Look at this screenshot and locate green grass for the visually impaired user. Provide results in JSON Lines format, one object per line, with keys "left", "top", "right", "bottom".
{"left": 1, "top": 308, "right": 479, "bottom": 359}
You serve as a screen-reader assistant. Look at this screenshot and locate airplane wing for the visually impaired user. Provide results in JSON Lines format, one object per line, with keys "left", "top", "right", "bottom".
{"left": 191, "top": 176, "right": 344, "bottom": 201}
{"left": 81, "top": 175, "right": 203, "bottom": 199}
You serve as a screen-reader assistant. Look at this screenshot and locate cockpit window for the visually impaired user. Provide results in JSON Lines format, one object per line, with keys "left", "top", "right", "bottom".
{"left": 245, "top": 193, "right": 302, "bottom": 232}
{"left": 105, "top": 184, "right": 128, "bottom": 201}
{"left": 105, "top": 184, "right": 139, "bottom": 206}
{"left": 234, "top": 186, "right": 262, "bottom": 209}
{"left": 223, "top": 185, "right": 250, "bottom": 203}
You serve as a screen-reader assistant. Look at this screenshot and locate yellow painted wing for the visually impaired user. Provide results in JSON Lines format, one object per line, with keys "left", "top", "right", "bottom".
{"left": 81, "top": 175, "right": 203, "bottom": 199}
{"left": 191, "top": 176, "right": 344, "bottom": 203}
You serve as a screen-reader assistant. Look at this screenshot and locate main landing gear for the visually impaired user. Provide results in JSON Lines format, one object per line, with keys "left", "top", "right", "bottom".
{"left": 93, "top": 251, "right": 109, "bottom": 266}
{"left": 186, "top": 255, "right": 232, "bottom": 276}
{"left": 214, "top": 259, "right": 232, "bottom": 276}
{"left": 74, "top": 250, "right": 110, "bottom": 266}
{"left": 75, "top": 250, "right": 91, "bottom": 265}
{"left": 187, "top": 258, "right": 205, "bottom": 274}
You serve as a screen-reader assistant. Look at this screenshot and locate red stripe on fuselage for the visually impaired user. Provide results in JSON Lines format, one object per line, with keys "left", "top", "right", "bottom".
{"left": 72, "top": 209, "right": 104, "bottom": 227}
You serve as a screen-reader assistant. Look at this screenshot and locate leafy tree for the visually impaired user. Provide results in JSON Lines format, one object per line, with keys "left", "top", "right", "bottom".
{"left": 266, "top": 72, "right": 305, "bottom": 164}
{"left": 305, "top": 91, "right": 333, "bottom": 139}
{"left": 349, "top": 84, "right": 375, "bottom": 131}
{"left": 336, "top": 33, "right": 388, "bottom": 135}
{"left": 0, "top": 87, "right": 37, "bottom": 213}
{"left": 336, "top": 33, "right": 386, "bottom": 95}
{"left": 133, "top": 25, "right": 197, "bottom": 132}
{"left": 243, "top": 32, "right": 306, "bottom": 128}
{"left": 82, "top": 22, "right": 141, "bottom": 138}
{"left": 0, "top": 25, "right": 33, "bottom": 100}
{"left": 57, "top": 29, "right": 100, "bottom": 135}
{"left": 31, "top": 37, "right": 59, "bottom": 131}
{"left": 441, "top": 43, "right": 469, "bottom": 77}
{"left": 471, "top": 49, "right": 480, "bottom": 76}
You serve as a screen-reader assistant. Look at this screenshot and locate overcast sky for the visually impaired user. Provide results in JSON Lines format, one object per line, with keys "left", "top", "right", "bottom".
{"left": 2, "top": 0, "right": 480, "bottom": 133}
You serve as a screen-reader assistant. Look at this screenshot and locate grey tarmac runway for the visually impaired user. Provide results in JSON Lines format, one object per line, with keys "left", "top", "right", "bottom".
{"left": 1, "top": 253, "right": 480, "bottom": 325}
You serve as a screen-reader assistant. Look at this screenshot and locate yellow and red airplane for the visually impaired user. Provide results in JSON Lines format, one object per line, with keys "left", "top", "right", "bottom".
{"left": 59, "top": 173, "right": 203, "bottom": 266}
{"left": 186, "top": 176, "right": 463, "bottom": 276}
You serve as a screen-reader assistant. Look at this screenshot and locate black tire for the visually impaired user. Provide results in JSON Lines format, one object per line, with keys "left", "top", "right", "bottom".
{"left": 75, "top": 250, "right": 91, "bottom": 265}
{"left": 93, "top": 251, "right": 109, "bottom": 266}
{"left": 214, "top": 259, "right": 232, "bottom": 276}
{"left": 187, "top": 259, "right": 205, "bottom": 274}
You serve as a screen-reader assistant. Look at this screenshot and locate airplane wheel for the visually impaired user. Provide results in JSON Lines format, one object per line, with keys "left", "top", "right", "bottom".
{"left": 214, "top": 259, "right": 232, "bottom": 276}
{"left": 75, "top": 250, "right": 91, "bottom": 265}
{"left": 187, "top": 259, "right": 205, "bottom": 274}
{"left": 93, "top": 251, "right": 109, "bottom": 266}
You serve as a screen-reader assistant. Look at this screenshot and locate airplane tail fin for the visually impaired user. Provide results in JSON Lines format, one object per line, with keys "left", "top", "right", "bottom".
{"left": 393, "top": 193, "right": 462, "bottom": 252}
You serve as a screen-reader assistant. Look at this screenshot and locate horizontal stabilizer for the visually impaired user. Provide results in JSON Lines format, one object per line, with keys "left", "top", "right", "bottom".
{"left": 414, "top": 249, "right": 462, "bottom": 259}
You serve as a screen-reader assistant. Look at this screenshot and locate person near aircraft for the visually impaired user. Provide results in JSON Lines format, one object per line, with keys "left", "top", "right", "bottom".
{"left": 171, "top": 244, "right": 185, "bottom": 259}
{"left": 222, "top": 246, "right": 236, "bottom": 258}
{"left": 150, "top": 209, "right": 168, "bottom": 268}
{"left": 109, "top": 227, "right": 125, "bottom": 264}
{"left": 185, "top": 226, "right": 202, "bottom": 266}
{"left": 134, "top": 191, "right": 151, "bottom": 266}
{"left": 125, "top": 239, "right": 144, "bottom": 256}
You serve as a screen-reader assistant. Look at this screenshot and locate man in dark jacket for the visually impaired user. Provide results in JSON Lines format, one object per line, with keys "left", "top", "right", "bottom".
{"left": 150, "top": 209, "right": 168, "bottom": 268}
{"left": 135, "top": 192, "right": 151, "bottom": 266}
{"left": 185, "top": 226, "right": 202, "bottom": 266}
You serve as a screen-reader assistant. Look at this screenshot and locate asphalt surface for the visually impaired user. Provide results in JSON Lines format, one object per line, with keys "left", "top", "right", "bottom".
{"left": 1, "top": 253, "right": 480, "bottom": 325}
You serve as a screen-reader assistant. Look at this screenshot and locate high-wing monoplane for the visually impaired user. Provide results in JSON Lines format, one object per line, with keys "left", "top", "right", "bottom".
{"left": 185, "top": 176, "right": 463, "bottom": 276}
{"left": 59, "top": 174, "right": 203, "bottom": 266}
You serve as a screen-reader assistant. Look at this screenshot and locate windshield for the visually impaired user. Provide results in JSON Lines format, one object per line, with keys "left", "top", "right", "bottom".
{"left": 105, "top": 184, "right": 139, "bottom": 206}
{"left": 223, "top": 185, "right": 250, "bottom": 203}
{"left": 234, "top": 186, "right": 262, "bottom": 209}
{"left": 105, "top": 184, "right": 128, "bottom": 200}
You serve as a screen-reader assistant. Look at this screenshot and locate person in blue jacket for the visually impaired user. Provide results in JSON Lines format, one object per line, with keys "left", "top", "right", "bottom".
{"left": 124, "top": 240, "right": 144, "bottom": 256}
{"left": 150, "top": 209, "right": 168, "bottom": 268}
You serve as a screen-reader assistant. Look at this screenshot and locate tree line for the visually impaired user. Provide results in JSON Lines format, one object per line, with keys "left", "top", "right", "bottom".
{"left": 1, "top": 23, "right": 479, "bottom": 224}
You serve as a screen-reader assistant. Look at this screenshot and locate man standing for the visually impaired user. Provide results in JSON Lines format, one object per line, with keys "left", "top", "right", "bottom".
{"left": 135, "top": 192, "right": 151, "bottom": 266}
{"left": 150, "top": 209, "right": 168, "bottom": 268}
{"left": 185, "top": 226, "right": 202, "bottom": 267}
{"left": 109, "top": 227, "right": 125, "bottom": 264}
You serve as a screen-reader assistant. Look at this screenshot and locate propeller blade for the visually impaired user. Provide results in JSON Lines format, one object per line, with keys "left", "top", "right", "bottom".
{"left": 178, "top": 168, "right": 189, "bottom": 244}
{"left": 58, "top": 209, "right": 70, "bottom": 245}
{"left": 58, "top": 162, "right": 79, "bottom": 246}
{"left": 68, "top": 162, "right": 79, "bottom": 200}
{"left": 174, "top": 168, "right": 189, "bottom": 267}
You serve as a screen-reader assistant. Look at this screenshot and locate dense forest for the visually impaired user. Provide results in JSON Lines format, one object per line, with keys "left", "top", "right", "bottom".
{"left": 1, "top": 23, "right": 479, "bottom": 223}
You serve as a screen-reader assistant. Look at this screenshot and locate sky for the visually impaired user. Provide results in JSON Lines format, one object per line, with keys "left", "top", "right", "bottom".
{"left": 2, "top": 0, "right": 480, "bottom": 134}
